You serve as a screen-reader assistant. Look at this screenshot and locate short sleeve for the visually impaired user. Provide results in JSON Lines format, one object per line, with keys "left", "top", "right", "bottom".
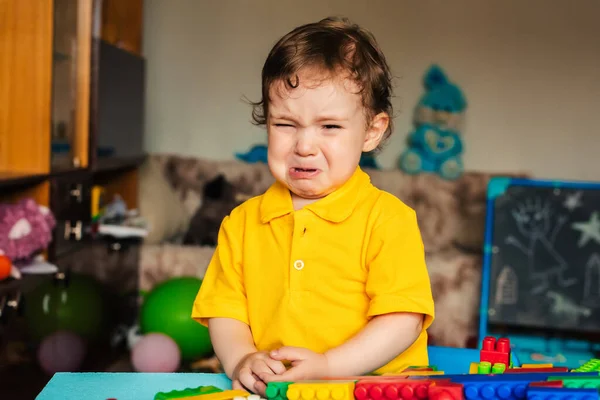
{"left": 191, "top": 214, "right": 249, "bottom": 326}
{"left": 365, "top": 208, "right": 435, "bottom": 329}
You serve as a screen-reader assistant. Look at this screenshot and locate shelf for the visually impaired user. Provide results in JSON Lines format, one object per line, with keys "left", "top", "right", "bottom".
{"left": 0, "top": 171, "right": 48, "bottom": 190}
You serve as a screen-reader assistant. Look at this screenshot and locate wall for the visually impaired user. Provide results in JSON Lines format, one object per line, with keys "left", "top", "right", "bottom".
{"left": 142, "top": 0, "right": 600, "bottom": 181}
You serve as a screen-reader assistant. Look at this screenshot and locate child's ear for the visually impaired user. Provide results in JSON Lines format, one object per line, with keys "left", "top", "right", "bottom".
{"left": 363, "top": 112, "right": 389, "bottom": 152}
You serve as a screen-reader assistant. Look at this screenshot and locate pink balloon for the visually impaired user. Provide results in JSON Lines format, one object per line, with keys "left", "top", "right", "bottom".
{"left": 131, "top": 333, "right": 181, "bottom": 372}
{"left": 37, "top": 330, "right": 87, "bottom": 375}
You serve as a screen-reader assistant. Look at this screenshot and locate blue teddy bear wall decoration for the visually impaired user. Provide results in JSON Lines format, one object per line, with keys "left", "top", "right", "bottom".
{"left": 399, "top": 65, "right": 467, "bottom": 180}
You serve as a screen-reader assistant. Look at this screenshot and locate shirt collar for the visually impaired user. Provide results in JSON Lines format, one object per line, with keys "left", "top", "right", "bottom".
{"left": 260, "top": 167, "right": 371, "bottom": 223}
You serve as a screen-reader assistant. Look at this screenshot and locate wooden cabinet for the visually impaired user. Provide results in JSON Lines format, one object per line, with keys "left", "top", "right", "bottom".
{"left": 50, "top": 0, "right": 92, "bottom": 171}
{"left": 0, "top": 0, "right": 53, "bottom": 206}
{"left": 101, "top": 0, "right": 144, "bottom": 55}
{"left": 0, "top": 0, "right": 145, "bottom": 230}
{"left": 1, "top": 1, "right": 145, "bottom": 397}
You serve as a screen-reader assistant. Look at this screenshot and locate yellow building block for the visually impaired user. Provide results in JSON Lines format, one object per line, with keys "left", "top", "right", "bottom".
{"left": 287, "top": 381, "right": 355, "bottom": 400}
{"left": 179, "top": 389, "right": 250, "bottom": 400}
{"left": 469, "top": 362, "right": 479, "bottom": 374}
{"left": 398, "top": 371, "right": 445, "bottom": 376}
{"left": 381, "top": 371, "right": 444, "bottom": 376}
{"left": 522, "top": 363, "right": 553, "bottom": 368}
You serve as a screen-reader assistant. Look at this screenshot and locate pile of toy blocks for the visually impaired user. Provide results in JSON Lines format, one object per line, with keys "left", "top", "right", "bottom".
{"left": 154, "top": 337, "right": 600, "bottom": 400}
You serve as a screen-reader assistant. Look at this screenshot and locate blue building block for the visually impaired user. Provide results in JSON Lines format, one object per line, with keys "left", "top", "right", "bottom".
{"left": 527, "top": 387, "right": 599, "bottom": 400}
{"left": 439, "top": 371, "right": 599, "bottom": 383}
{"left": 437, "top": 373, "right": 600, "bottom": 400}
{"left": 462, "top": 379, "right": 529, "bottom": 400}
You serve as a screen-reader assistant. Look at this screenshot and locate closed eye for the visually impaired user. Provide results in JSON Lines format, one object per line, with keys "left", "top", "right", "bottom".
{"left": 323, "top": 124, "right": 342, "bottom": 129}
{"left": 274, "top": 123, "right": 294, "bottom": 127}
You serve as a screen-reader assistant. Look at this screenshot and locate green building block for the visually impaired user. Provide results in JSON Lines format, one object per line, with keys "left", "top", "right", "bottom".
{"left": 573, "top": 359, "right": 600, "bottom": 373}
{"left": 265, "top": 382, "right": 292, "bottom": 400}
{"left": 478, "top": 362, "right": 491, "bottom": 374}
{"left": 548, "top": 376, "right": 600, "bottom": 389}
{"left": 154, "top": 385, "right": 223, "bottom": 400}
{"left": 491, "top": 363, "right": 506, "bottom": 374}
{"left": 407, "top": 365, "right": 438, "bottom": 371}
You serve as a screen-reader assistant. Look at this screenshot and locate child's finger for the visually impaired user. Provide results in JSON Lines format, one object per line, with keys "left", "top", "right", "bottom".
{"left": 259, "top": 364, "right": 303, "bottom": 383}
{"left": 265, "top": 357, "right": 287, "bottom": 374}
{"left": 237, "top": 367, "right": 259, "bottom": 393}
{"left": 254, "top": 380, "right": 267, "bottom": 397}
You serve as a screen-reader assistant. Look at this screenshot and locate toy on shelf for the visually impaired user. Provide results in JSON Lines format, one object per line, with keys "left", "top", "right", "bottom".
{"left": 0, "top": 253, "right": 13, "bottom": 281}
{"left": 91, "top": 185, "right": 106, "bottom": 222}
{"left": 0, "top": 198, "right": 58, "bottom": 277}
{"left": 93, "top": 193, "right": 149, "bottom": 239}
{"left": 398, "top": 65, "right": 467, "bottom": 180}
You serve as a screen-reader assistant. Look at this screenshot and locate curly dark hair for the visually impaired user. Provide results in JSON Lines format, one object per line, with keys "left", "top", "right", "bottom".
{"left": 250, "top": 16, "right": 394, "bottom": 150}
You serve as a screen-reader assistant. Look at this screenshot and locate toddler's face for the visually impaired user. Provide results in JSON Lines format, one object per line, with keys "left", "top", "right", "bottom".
{"left": 266, "top": 69, "right": 387, "bottom": 208}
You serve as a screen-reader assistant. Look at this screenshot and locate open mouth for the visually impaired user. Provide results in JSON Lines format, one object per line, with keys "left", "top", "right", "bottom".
{"left": 293, "top": 167, "right": 317, "bottom": 173}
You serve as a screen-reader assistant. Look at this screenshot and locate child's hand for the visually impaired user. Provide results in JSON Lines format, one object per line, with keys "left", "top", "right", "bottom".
{"left": 259, "top": 346, "right": 330, "bottom": 382}
{"left": 231, "top": 351, "right": 287, "bottom": 395}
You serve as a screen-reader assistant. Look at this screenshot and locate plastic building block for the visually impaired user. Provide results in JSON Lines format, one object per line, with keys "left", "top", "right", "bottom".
{"left": 475, "top": 362, "right": 505, "bottom": 374}
{"left": 405, "top": 366, "right": 439, "bottom": 372}
{"left": 505, "top": 367, "right": 569, "bottom": 374}
{"left": 521, "top": 364, "right": 554, "bottom": 368}
{"left": 573, "top": 359, "right": 600, "bottom": 373}
{"left": 179, "top": 390, "right": 250, "bottom": 400}
{"left": 325, "top": 375, "right": 408, "bottom": 381}
{"left": 480, "top": 336, "right": 511, "bottom": 366}
{"left": 354, "top": 379, "right": 434, "bottom": 400}
{"left": 265, "top": 382, "right": 291, "bottom": 400}
{"left": 400, "top": 371, "right": 446, "bottom": 376}
{"left": 155, "top": 385, "right": 222, "bottom": 400}
{"left": 443, "top": 371, "right": 598, "bottom": 382}
{"left": 547, "top": 376, "right": 600, "bottom": 389}
{"left": 492, "top": 364, "right": 506, "bottom": 374}
{"left": 478, "top": 362, "right": 492, "bottom": 374}
{"left": 529, "top": 381, "right": 564, "bottom": 388}
{"left": 526, "top": 387, "right": 599, "bottom": 400}
{"left": 428, "top": 382, "right": 464, "bottom": 400}
{"left": 470, "top": 363, "right": 479, "bottom": 374}
{"left": 287, "top": 381, "right": 355, "bottom": 400}
{"left": 461, "top": 379, "right": 529, "bottom": 400}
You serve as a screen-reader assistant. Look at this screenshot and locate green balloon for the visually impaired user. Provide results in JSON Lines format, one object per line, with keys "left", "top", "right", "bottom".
{"left": 140, "top": 277, "right": 213, "bottom": 360}
{"left": 24, "top": 273, "right": 107, "bottom": 342}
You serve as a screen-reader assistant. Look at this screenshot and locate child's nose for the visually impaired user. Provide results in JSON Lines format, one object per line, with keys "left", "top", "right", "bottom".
{"left": 294, "top": 130, "right": 317, "bottom": 156}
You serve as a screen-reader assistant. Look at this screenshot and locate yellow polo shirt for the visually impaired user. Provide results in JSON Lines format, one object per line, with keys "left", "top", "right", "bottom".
{"left": 192, "top": 167, "right": 434, "bottom": 374}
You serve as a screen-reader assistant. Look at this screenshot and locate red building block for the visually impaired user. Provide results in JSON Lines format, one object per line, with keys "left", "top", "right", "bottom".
{"left": 529, "top": 381, "right": 564, "bottom": 388}
{"left": 354, "top": 379, "right": 435, "bottom": 400}
{"left": 428, "top": 382, "right": 464, "bottom": 400}
{"left": 480, "top": 336, "right": 510, "bottom": 366}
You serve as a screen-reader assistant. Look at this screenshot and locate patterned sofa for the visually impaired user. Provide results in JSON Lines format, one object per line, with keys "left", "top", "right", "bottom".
{"left": 136, "top": 153, "right": 522, "bottom": 349}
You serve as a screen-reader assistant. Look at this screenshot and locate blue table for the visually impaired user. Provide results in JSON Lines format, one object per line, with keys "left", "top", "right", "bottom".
{"left": 36, "top": 346, "right": 481, "bottom": 399}
{"left": 37, "top": 372, "right": 232, "bottom": 400}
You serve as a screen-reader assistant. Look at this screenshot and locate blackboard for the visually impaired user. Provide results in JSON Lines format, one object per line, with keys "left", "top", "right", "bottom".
{"left": 482, "top": 178, "right": 600, "bottom": 334}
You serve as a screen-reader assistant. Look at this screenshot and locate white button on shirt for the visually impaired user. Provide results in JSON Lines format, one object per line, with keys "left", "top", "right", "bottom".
{"left": 293, "top": 260, "right": 304, "bottom": 270}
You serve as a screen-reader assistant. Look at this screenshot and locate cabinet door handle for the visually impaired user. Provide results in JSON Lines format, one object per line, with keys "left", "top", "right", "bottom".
{"left": 64, "top": 220, "right": 83, "bottom": 240}
{"left": 69, "top": 184, "right": 83, "bottom": 203}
